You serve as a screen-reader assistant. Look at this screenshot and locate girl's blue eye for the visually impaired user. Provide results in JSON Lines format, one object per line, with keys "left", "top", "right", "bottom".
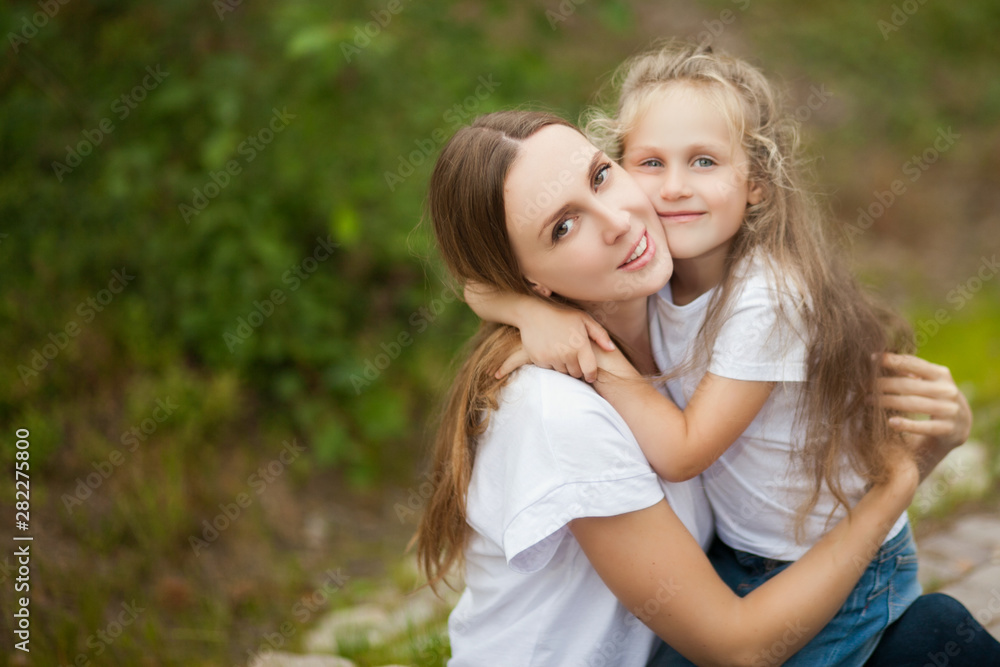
{"left": 694, "top": 157, "right": 715, "bottom": 168}
{"left": 640, "top": 158, "right": 663, "bottom": 168}
{"left": 553, "top": 218, "right": 575, "bottom": 241}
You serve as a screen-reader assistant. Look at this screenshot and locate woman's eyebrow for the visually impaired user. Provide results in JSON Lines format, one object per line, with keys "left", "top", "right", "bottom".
{"left": 536, "top": 150, "right": 604, "bottom": 240}
{"left": 538, "top": 204, "right": 571, "bottom": 240}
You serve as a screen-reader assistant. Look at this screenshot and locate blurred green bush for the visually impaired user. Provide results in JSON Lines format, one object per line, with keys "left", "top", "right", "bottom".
{"left": 1, "top": 0, "right": 997, "bottom": 664}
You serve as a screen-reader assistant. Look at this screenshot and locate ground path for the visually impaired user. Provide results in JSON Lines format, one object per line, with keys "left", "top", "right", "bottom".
{"left": 250, "top": 505, "right": 1000, "bottom": 667}
{"left": 917, "top": 503, "right": 1000, "bottom": 642}
{"left": 253, "top": 439, "right": 1000, "bottom": 666}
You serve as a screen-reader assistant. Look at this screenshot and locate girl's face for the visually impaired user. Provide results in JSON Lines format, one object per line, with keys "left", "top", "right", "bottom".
{"left": 504, "top": 124, "right": 672, "bottom": 307}
{"left": 621, "top": 83, "right": 762, "bottom": 263}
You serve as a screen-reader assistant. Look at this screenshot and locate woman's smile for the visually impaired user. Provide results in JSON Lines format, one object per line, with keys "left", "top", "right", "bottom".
{"left": 503, "top": 124, "right": 672, "bottom": 305}
{"left": 619, "top": 230, "right": 655, "bottom": 271}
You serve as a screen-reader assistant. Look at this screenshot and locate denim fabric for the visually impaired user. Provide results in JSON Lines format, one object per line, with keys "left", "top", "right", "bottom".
{"left": 648, "top": 592, "right": 1000, "bottom": 667}
{"left": 864, "top": 592, "right": 1000, "bottom": 666}
{"left": 646, "top": 525, "right": 921, "bottom": 667}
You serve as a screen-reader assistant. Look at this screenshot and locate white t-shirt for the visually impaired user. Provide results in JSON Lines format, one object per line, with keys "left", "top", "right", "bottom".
{"left": 649, "top": 255, "right": 907, "bottom": 560}
{"left": 448, "top": 365, "right": 714, "bottom": 667}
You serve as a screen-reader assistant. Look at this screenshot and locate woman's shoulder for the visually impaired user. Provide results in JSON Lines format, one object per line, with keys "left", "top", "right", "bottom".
{"left": 498, "top": 365, "right": 623, "bottom": 429}
{"left": 486, "top": 365, "right": 647, "bottom": 467}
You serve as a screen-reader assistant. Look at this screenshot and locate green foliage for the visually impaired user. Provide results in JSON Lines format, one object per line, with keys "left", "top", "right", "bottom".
{"left": 2, "top": 0, "right": 998, "bottom": 664}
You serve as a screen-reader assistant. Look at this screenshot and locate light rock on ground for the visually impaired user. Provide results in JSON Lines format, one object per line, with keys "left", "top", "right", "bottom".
{"left": 249, "top": 653, "right": 357, "bottom": 667}
{"left": 304, "top": 585, "right": 457, "bottom": 654}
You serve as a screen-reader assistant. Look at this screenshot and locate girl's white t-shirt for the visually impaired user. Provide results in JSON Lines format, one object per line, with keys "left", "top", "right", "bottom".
{"left": 649, "top": 255, "right": 907, "bottom": 560}
{"left": 448, "top": 365, "right": 714, "bottom": 667}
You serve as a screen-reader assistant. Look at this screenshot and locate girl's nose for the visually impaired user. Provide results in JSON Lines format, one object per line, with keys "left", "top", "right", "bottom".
{"left": 659, "top": 168, "right": 692, "bottom": 200}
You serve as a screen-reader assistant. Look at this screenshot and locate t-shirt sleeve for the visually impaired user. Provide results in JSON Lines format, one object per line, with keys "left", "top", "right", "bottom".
{"left": 708, "top": 265, "right": 809, "bottom": 383}
{"left": 489, "top": 370, "right": 665, "bottom": 574}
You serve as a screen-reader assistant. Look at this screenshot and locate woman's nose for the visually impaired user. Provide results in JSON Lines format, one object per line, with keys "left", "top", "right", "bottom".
{"left": 600, "top": 206, "right": 631, "bottom": 244}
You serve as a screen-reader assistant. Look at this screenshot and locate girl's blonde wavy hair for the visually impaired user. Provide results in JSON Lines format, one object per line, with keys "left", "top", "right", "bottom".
{"left": 586, "top": 40, "right": 914, "bottom": 537}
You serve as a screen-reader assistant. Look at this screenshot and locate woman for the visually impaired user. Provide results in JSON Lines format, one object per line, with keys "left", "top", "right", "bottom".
{"left": 415, "top": 110, "right": 984, "bottom": 666}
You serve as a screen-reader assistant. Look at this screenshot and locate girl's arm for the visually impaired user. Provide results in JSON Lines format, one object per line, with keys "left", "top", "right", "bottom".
{"left": 464, "top": 281, "right": 614, "bottom": 383}
{"left": 591, "top": 346, "right": 774, "bottom": 482}
{"left": 571, "top": 453, "right": 920, "bottom": 667}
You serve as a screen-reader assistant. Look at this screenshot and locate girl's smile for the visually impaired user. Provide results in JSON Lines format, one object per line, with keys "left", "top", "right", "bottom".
{"left": 622, "top": 83, "right": 762, "bottom": 281}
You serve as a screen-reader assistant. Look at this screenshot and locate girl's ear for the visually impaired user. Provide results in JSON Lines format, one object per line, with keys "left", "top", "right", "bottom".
{"left": 528, "top": 281, "right": 552, "bottom": 298}
{"left": 747, "top": 181, "right": 764, "bottom": 206}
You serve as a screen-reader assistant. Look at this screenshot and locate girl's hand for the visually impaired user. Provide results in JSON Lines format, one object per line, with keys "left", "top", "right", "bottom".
{"left": 495, "top": 305, "right": 615, "bottom": 382}
{"left": 876, "top": 352, "right": 972, "bottom": 480}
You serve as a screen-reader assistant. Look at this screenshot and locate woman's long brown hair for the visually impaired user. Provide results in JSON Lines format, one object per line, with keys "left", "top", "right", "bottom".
{"left": 415, "top": 111, "right": 575, "bottom": 589}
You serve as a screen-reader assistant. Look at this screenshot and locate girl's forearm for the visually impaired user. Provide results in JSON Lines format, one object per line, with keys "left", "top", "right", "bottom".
{"left": 594, "top": 365, "right": 773, "bottom": 482}
{"left": 592, "top": 374, "right": 690, "bottom": 479}
{"left": 464, "top": 282, "right": 530, "bottom": 327}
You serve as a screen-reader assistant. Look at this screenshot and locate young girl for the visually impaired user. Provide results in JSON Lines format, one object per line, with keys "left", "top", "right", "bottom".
{"left": 465, "top": 42, "right": 960, "bottom": 666}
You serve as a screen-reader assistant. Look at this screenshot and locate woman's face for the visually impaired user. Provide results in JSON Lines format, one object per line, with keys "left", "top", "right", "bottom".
{"left": 503, "top": 125, "right": 672, "bottom": 308}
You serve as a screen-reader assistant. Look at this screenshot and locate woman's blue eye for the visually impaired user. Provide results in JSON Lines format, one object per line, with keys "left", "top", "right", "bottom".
{"left": 553, "top": 218, "right": 574, "bottom": 241}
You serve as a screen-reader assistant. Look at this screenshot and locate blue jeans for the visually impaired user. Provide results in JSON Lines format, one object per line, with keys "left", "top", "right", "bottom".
{"left": 648, "top": 525, "right": 921, "bottom": 666}
{"left": 648, "top": 593, "right": 1000, "bottom": 666}
{"left": 864, "top": 592, "right": 1000, "bottom": 666}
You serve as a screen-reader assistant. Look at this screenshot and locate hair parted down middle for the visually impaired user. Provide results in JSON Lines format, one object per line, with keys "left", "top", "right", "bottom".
{"left": 415, "top": 111, "right": 577, "bottom": 589}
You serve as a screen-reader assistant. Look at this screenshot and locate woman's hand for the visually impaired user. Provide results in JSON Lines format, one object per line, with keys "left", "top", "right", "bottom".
{"left": 876, "top": 353, "right": 972, "bottom": 481}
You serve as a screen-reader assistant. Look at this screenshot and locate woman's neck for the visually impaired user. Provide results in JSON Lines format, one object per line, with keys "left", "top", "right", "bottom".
{"left": 586, "top": 296, "right": 657, "bottom": 375}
